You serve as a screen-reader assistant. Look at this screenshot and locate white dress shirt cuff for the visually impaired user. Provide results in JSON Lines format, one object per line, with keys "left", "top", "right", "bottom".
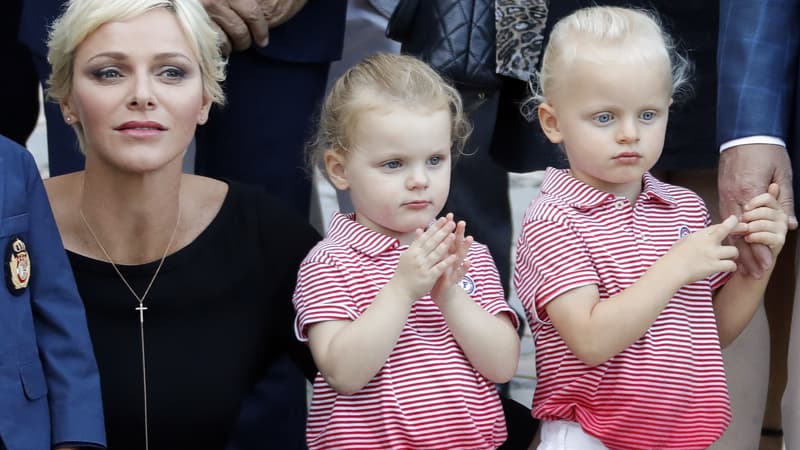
{"left": 719, "top": 136, "right": 786, "bottom": 152}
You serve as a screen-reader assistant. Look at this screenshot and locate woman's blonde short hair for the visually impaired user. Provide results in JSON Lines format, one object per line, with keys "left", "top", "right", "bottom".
{"left": 46, "top": 0, "right": 226, "bottom": 150}
{"left": 529, "top": 6, "right": 692, "bottom": 109}
{"left": 307, "top": 52, "right": 471, "bottom": 177}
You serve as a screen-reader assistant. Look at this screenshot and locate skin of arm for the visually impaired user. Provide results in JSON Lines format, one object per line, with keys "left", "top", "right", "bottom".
{"left": 306, "top": 217, "right": 459, "bottom": 395}
{"left": 714, "top": 183, "right": 789, "bottom": 347}
{"left": 431, "top": 220, "right": 520, "bottom": 383}
{"left": 545, "top": 216, "right": 741, "bottom": 367}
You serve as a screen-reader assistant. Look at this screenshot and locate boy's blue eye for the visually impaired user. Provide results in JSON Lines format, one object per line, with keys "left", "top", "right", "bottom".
{"left": 594, "top": 113, "right": 613, "bottom": 124}
{"left": 641, "top": 111, "right": 656, "bottom": 121}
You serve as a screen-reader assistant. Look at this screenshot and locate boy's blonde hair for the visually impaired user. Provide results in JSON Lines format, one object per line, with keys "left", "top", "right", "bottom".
{"left": 529, "top": 6, "right": 691, "bottom": 108}
{"left": 46, "top": 0, "right": 226, "bottom": 152}
{"left": 307, "top": 53, "right": 471, "bottom": 175}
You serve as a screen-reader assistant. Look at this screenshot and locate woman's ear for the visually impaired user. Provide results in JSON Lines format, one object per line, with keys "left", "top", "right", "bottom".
{"left": 60, "top": 100, "right": 77, "bottom": 125}
{"left": 197, "top": 95, "right": 213, "bottom": 125}
{"left": 538, "top": 103, "right": 563, "bottom": 144}
{"left": 324, "top": 149, "right": 349, "bottom": 191}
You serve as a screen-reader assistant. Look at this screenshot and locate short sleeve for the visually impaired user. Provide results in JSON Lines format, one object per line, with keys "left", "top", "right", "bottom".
{"left": 292, "top": 261, "right": 360, "bottom": 341}
{"left": 513, "top": 219, "right": 599, "bottom": 322}
{"left": 467, "top": 243, "right": 519, "bottom": 329}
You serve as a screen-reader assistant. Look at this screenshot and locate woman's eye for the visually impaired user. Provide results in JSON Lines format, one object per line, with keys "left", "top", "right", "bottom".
{"left": 160, "top": 67, "right": 186, "bottom": 80}
{"left": 594, "top": 113, "right": 613, "bottom": 124}
{"left": 93, "top": 68, "right": 122, "bottom": 80}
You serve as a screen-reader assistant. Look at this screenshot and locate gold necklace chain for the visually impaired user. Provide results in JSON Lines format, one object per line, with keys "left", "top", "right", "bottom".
{"left": 78, "top": 204, "right": 181, "bottom": 450}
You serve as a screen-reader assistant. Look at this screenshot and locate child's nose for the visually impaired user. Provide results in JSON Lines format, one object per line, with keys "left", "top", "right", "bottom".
{"left": 406, "top": 166, "right": 429, "bottom": 190}
{"left": 616, "top": 118, "right": 640, "bottom": 144}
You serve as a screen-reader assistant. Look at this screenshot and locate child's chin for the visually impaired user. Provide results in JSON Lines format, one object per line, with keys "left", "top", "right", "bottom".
{"left": 418, "top": 217, "right": 439, "bottom": 231}
{"left": 393, "top": 221, "right": 431, "bottom": 236}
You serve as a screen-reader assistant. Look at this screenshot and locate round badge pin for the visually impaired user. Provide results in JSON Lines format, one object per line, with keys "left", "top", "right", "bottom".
{"left": 459, "top": 274, "right": 476, "bottom": 295}
{"left": 6, "top": 236, "right": 31, "bottom": 295}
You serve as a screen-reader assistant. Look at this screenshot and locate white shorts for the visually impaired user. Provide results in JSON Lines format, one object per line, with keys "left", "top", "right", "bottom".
{"left": 537, "top": 420, "right": 609, "bottom": 450}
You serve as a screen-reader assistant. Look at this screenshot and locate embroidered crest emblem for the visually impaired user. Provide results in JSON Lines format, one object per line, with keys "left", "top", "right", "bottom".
{"left": 678, "top": 225, "right": 691, "bottom": 238}
{"left": 6, "top": 236, "right": 31, "bottom": 295}
{"left": 459, "top": 274, "right": 476, "bottom": 295}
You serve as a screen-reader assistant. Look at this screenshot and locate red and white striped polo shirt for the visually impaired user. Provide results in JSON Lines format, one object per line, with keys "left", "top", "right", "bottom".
{"left": 294, "top": 213, "right": 517, "bottom": 450}
{"left": 513, "top": 168, "right": 731, "bottom": 450}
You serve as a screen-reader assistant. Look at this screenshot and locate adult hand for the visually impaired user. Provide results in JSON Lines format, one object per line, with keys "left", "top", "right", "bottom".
{"left": 260, "top": 0, "right": 309, "bottom": 28}
{"left": 740, "top": 183, "right": 790, "bottom": 261}
{"left": 718, "top": 144, "right": 797, "bottom": 278}
{"left": 202, "top": 0, "right": 270, "bottom": 55}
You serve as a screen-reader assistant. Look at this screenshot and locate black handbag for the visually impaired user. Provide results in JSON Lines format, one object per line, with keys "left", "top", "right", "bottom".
{"left": 386, "top": 0, "right": 501, "bottom": 89}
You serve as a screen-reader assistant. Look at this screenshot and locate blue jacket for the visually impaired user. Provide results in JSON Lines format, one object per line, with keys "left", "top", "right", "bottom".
{"left": 717, "top": 0, "right": 800, "bottom": 209}
{"left": 0, "top": 135, "right": 105, "bottom": 449}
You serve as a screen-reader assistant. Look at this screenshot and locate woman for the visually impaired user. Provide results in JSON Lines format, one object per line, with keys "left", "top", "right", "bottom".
{"left": 43, "top": 0, "right": 319, "bottom": 448}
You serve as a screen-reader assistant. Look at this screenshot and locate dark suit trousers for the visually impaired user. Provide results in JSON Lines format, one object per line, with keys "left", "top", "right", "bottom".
{"left": 195, "top": 49, "right": 330, "bottom": 219}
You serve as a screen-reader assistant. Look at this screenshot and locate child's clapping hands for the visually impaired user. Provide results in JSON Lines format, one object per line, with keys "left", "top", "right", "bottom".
{"left": 392, "top": 213, "right": 473, "bottom": 302}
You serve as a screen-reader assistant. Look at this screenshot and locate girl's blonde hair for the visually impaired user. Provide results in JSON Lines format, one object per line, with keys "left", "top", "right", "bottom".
{"left": 307, "top": 52, "right": 471, "bottom": 175}
{"left": 528, "top": 6, "right": 692, "bottom": 109}
{"left": 46, "top": 0, "right": 226, "bottom": 152}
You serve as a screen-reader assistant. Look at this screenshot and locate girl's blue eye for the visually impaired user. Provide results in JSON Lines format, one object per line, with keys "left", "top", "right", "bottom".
{"left": 594, "top": 113, "right": 613, "bottom": 124}
{"left": 428, "top": 155, "right": 442, "bottom": 165}
{"left": 383, "top": 160, "right": 401, "bottom": 169}
{"left": 641, "top": 111, "right": 656, "bottom": 121}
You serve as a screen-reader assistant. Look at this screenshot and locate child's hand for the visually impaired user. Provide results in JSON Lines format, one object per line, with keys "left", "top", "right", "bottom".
{"left": 661, "top": 215, "right": 741, "bottom": 286}
{"left": 430, "top": 218, "right": 473, "bottom": 303}
{"left": 392, "top": 214, "right": 458, "bottom": 300}
{"left": 738, "top": 183, "right": 789, "bottom": 264}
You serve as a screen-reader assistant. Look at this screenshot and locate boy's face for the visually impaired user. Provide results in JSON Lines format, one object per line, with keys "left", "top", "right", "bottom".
{"left": 325, "top": 105, "right": 452, "bottom": 244}
{"left": 539, "top": 55, "right": 672, "bottom": 200}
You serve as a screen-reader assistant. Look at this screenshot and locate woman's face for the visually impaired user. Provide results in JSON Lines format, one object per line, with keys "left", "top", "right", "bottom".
{"left": 62, "top": 8, "right": 211, "bottom": 174}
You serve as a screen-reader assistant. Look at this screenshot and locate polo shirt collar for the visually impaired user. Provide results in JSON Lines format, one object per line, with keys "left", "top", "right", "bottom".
{"left": 640, "top": 172, "right": 677, "bottom": 206}
{"left": 540, "top": 167, "right": 677, "bottom": 209}
{"left": 327, "top": 212, "right": 401, "bottom": 256}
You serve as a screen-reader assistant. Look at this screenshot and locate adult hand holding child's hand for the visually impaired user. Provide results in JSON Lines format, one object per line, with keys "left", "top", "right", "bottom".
{"left": 738, "top": 183, "right": 790, "bottom": 266}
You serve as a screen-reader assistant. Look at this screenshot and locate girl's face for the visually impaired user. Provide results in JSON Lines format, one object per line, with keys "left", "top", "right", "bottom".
{"left": 538, "top": 54, "right": 671, "bottom": 201}
{"left": 62, "top": 8, "right": 211, "bottom": 175}
{"left": 325, "top": 104, "right": 453, "bottom": 244}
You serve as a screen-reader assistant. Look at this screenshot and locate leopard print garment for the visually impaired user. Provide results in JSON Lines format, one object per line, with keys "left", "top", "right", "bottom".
{"left": 495, "top": 0, "right": 548, "bottom": 81}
